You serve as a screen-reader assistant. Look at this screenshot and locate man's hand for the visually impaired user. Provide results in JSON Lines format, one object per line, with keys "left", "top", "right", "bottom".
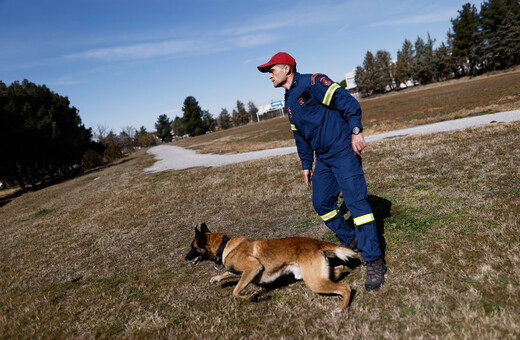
{"left": 352, "top": 133, "right": 367, "bottom": 156}
{"left": 302, "top": 169, "right": 313, "bottom": 187}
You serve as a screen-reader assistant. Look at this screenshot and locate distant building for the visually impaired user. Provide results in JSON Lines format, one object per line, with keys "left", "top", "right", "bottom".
{"left": 344, "top": 70, "right": 360, "bottom": 97}
{"left": 258, "top": 100, "right": 285, "bottom": 121}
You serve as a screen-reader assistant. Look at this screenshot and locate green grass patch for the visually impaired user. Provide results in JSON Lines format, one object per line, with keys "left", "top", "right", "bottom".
{"left": 34, "top": 208, "right": 55, "bottom": 217}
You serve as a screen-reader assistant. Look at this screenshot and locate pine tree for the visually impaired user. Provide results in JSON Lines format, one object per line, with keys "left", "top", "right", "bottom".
{"left": 217, "top": 108, "right": 231, "bottom": 130}
{"left": 434, "top": 42, "right": 455, "bottom": 81}
{"left": 182, "top": 96, "right": 206, "bottom": 136}
{"left": 155, "top": 114, "right": 172, "bottom": 142}
{"left": 172, "top": 116, "right": 184, "bottom": 137}
{"left": 394, "top": 39, "right": 415, "bottom": 88}
{"left": 354, "top": 66, "right": 367, "bottom": 96}
{"left": 247, "top": 101, "right": 259, "bottom": 123}
{"left": 481, "top": 0, "right": 520, "bottom": 69}
{"left": 450, "top": 3, "right": 481, "bottom": 75}
{"left": 413, "top": 34, "right": 436, "bottom": 84}
{"left": 374, "top": 50, "right": 393, "bottom": 92}
{"left": 491, "top": 12, "right": 520, "bottom": 67}
{"left": 232, "top": 100, "right": 248, "bottom": 126}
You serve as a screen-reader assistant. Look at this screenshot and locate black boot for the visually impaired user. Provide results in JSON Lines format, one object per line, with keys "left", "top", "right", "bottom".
{"left": 365, "top": 258, "right": 386, "bottom": 291}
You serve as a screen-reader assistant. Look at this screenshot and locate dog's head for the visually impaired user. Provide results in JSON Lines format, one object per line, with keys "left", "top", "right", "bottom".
{"left": 185, "top": 222, "right": 211, "bottom": 265}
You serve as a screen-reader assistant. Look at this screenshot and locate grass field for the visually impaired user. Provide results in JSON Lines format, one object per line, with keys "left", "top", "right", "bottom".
{"left": 1, "top": 70, "right": 519, "bottom": 339}
{"left": 175, "top": 68, "right": 520, "bottom": 154}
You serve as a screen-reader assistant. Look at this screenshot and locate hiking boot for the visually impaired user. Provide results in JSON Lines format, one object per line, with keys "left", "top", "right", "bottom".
{"left": 346, "top": 237, "right": 359, "bottom": 252}
{"left": 365, "top": 258, "right": 386, "bottom": 291}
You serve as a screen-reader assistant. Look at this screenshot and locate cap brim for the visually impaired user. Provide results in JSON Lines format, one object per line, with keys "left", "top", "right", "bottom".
{"left": 257, "top": 62, "right": 275, "bottom": 73}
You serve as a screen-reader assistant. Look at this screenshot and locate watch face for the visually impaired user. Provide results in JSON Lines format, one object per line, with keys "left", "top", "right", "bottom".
{"left": 352, "top": 127, "right": 361, "bottom": 134}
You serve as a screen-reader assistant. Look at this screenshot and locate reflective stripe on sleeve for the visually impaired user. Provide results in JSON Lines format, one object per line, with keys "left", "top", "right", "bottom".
{"left": 322, "top": 83, "right": 341, "bottom": 106}
{"left": 290, "top": 124, "right": 298, "bottom": 131}
{"left": 320, "top": 208, "right": 339, "bottom": 222}
{"left": 353, "top": 213, "right": 375, "bottom": 226}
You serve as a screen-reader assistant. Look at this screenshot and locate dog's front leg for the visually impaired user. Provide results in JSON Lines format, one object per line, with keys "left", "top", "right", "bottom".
{"left": 210, "top": 271, "right": 240, "bottom": 284}
{"left": 233, "top": 258, "right": 263, "bottom": 299}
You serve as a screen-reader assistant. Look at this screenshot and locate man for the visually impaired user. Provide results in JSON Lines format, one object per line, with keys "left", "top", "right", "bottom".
{"left": 257, "top": 52, "right": 385, "bottom": 291}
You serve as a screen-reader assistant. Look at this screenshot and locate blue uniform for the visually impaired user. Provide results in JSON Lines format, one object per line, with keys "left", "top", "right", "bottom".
{"left": 285, "top": 72, "right": 381, "bottom": 262}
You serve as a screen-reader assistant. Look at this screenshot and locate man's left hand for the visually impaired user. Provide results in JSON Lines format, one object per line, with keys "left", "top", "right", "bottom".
{"left": 352, "top": 133, "right": 367, "bottom": 156}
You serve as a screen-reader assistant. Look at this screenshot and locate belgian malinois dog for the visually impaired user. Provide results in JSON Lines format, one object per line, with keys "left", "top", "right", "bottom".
{"left": 185, "top": 223, "right": 357, "bottom": 313}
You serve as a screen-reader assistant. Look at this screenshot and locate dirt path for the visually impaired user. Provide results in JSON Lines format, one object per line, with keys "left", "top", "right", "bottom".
{"left": 145, "top": 110, "right": 520, "bottom": 172}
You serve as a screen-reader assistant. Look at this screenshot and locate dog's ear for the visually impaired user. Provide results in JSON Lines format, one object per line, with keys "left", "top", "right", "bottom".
{"left": 195, "top": 226, "right": 200, "bottom": 235}
{"left": 200, "top": 222, "right": 210, "bottom": 234}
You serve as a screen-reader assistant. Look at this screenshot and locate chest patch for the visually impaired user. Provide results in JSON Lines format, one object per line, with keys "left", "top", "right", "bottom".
{"left": 297, "top": 90, "right": 312, "bottom": 106}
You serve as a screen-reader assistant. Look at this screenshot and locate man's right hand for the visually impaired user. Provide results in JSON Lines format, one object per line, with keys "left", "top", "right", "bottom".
{"left": 303, "top": 169, "right": 313, "bottom": 187}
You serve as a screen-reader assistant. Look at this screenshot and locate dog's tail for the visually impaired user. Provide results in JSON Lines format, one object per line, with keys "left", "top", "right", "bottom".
{"left": 320, "top": 242, "right": 357, "bottom": 262}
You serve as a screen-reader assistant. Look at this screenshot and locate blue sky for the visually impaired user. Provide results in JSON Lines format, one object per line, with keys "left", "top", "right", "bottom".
{"left": 1, "top": 0, "right": 479, "bottom": 133}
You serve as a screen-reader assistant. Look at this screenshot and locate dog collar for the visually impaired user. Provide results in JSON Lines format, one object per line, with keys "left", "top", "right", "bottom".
{"left": 215, "top": 236, "right": 231, "bottom": 266}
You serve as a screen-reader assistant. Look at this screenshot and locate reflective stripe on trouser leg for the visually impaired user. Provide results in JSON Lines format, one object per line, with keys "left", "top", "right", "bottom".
{"left": 312, "top": 159, "right": 355, "bottom": 245}
{"left": 320, "top": 210, "right": 354, "bottom": 245}
{"left": 354, "top": 213, "right": 375, "bottom": 226}
{"left": 347, "top": 199, "right": 381, "bottom": 263}
{"left": 334, "top": 171, "right": 381, "bottom": 262}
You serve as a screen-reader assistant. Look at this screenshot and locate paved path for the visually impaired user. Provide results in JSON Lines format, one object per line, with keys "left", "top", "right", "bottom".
{"left": 144, "top": 110, "right": 520, "bottom": 173}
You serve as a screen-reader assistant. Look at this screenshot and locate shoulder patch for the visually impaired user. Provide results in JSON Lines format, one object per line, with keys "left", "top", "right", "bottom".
{"left": 310, "top": 73, "right": 323, "bottom": 86}
{"left": 320, "top": 76, "right": 333, "bottom": 87}
{"left": 287, "top": 107, "right": 293, "bottom": 118}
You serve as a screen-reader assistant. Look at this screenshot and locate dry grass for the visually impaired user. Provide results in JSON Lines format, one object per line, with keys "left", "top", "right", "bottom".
{"left": 1, "top": 72, "right": 519, "bottom": 339}
{"left": 176, "top": 68, "right": 520, "bottom": 154}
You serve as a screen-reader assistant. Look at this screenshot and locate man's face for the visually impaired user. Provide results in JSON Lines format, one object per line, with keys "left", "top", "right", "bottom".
{"left": 268, "top": 65, "right": 288, "bottom": 88}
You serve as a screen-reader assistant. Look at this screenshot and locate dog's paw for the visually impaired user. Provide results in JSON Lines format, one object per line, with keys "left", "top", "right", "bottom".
{"left": 209, "top": 276, "right": 220, "bottom": 284}
{"left": 251, "top": 292, "right": 270, "bottom": 302}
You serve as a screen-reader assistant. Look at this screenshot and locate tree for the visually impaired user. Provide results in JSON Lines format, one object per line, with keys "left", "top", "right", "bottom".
{"left": 247, "top": 101, "right": 259, "bottom": 123}
{"left": 171, "top": 116, "right": 184, "bottom": 137}
{"left": 394, "top": 39, "right": 415, "bottom": 88}
{"left": 434, "top": 42, "right": 456, "bottom": 81}
{"left": 182, "top": 96, "right": 206, "bottom": 136}
{"left": 136, "top": 126, "right": 157, "bottom": 147}
{"left": 413, "top": 34, "right": 436, "bottom": 84}
{"left": 232, "top": 100, "right": 248, "bottom": 126}
{"left": 202, "top": 110, "right": 216, "bottom": 132}
{"left": 118, "top": 126, "right": 137, "bottom": 153}
{"left": 491, "top": 11, "right": 520, "bottom": 68}
{"left": 155, "top": 114, "right": 172, "bottom": 142}
{"left": 354, "top": 66, "right": 368, "bottom": 96}
{"left": 217, "top": 108, "right": 231, "bottom": 130}
{"left": 450, "top": 3, "right": 481, "bottom": 75}
{"left": 480, "top": 0, "right": 520, "bottom": 69}
{"left": 0, "top": 79, "right": 96, "bottom": 190}
{"left": 374, "top": 50, "right": 393, "bottom": 92}
{"left": 354, "top": 51, "right": 378, "bottom": 96}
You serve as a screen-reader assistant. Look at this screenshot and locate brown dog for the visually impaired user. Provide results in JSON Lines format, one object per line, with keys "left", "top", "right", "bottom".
{"left": 185, "top": 223, "right": 357, "bottom": 313}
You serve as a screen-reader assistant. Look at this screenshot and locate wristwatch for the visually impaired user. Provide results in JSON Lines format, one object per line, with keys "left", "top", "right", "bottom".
{"left": 352, "top": 126, "right": 362, "bottom": 135}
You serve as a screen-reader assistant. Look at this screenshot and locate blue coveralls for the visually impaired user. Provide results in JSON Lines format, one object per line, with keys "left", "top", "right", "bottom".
{"left": 285, "top": 72, "right": 381, "bottom": 262}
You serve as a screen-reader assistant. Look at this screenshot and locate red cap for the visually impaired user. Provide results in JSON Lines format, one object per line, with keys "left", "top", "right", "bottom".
{"left": 257, "top": 52, "right": 296, "bottom": 73}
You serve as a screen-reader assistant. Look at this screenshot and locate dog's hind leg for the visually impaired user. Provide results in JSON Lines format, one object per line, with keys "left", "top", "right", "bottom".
{"left": 233, "top": 257, "right": 263, "bottom": 299}
{"left": 332, "top": 265, "right": 345, "bottom": 282}
{"left": 301, "top": 254, "right": 352, "bottom": 314}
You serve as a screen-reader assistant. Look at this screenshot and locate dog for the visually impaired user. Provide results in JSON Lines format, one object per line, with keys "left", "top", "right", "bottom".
{"left": 185, "top": 223, "right": 357, "bottom": 313}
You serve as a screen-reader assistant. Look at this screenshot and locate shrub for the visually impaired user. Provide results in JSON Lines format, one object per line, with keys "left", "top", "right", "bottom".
{"left": 81, "top": 150, "right": 104, "bottom": 171}
{"left": 105, "top": 143, "right": 123, "bottom": 163}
